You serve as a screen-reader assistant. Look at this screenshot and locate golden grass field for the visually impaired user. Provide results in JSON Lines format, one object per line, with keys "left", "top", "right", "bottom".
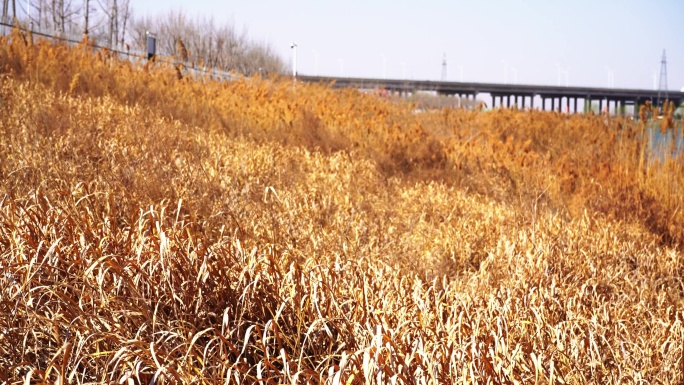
{"left": 1, "top": 27, "right": 684, "bottom": 384}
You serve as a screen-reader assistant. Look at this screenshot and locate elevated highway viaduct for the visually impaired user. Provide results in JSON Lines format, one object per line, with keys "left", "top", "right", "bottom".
{"left": 299, "top": 75, "right": 684, "bottom": 114}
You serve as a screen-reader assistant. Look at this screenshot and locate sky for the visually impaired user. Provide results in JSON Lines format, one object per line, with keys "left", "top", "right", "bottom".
{"left": 132, "top": 0, "right": 683, "bottom": 91}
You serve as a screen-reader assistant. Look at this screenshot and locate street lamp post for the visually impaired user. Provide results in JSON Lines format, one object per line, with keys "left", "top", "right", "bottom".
{"left": 512, "top": 67, "right": 517, "bottom": 85}
{"left": 291, "top": 43, "right": 298, "bottom": 78}
{"left": 604, "top": 66, "right": 614, "bottom": 88}
{"left": 611, "top": 71, "right": 614, "bottom": 88}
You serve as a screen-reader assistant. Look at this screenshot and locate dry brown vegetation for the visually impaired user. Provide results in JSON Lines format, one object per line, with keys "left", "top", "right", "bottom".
{"left": 1, "top": 28, "right": 684, "bottom": 383}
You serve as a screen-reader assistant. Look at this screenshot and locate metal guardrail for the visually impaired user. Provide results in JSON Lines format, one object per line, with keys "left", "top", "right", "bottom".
{"left": 0, "top": 21, "right": 238, "bottom": 82}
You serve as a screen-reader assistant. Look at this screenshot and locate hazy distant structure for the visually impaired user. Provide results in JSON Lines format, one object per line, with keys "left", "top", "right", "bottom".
{"left": 441, "top": 53, "right": 447, "bottom": 82}
{"left": 657, "top": 50, "right": 668, "bottom": 110}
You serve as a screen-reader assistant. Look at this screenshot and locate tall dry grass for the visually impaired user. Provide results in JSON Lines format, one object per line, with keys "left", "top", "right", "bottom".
{"left": 1, "top": 28, "right": 683, "bottom": 383}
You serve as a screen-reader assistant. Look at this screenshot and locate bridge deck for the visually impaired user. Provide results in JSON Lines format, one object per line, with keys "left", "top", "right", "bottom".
{"left": 299, "top": 75, "right": 683, "bottom": 106}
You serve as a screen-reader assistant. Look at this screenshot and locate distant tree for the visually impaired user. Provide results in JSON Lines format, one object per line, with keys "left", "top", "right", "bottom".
{"left": 83, "top": 0, "right": 88, "bottom": 34}
{"left": 96, "top": 0, "right": 130, "bottom": 48}
{"left": 17, "top": 0, "right": 83, "bottom": 36}
{"left": 52, "top": 0, "right": 81, "bottom": 33}
{"left": 3, "top": 2, "right": 285, "bottom": 75}
{"left": 79, "top": 0, "right": 108, "bottom": 39}
{"left": 1, "top": 0, "right": 9, "bottom": 24}
{"left": 129, "top": 10, "right": 285, "bottom": 75}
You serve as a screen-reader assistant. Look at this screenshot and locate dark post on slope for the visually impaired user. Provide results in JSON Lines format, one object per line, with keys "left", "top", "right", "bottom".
{"left": 146, "top": 31, "right": 156, "bottom": 60}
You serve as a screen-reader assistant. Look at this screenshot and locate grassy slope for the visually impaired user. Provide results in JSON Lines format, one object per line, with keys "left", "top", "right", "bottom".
{"left": 1, "top": 29, "right": 683, "bottom": 383}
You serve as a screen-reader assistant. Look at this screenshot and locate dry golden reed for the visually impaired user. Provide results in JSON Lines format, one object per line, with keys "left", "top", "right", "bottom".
{"left": 0, "top": 29, "right": 683, "bottom": 383}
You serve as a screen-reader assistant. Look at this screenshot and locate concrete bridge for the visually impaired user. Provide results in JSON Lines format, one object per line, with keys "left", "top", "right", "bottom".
{"left": 299, "top": 75, "right": 684, "bottom": 114}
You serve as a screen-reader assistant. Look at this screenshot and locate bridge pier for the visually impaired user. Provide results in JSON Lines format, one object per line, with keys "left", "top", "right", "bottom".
{"left": 501, "top": 93, "right": 674, "bottom": 115}
{"left": 562, "top": 97, "right": 567, "bottom": 113}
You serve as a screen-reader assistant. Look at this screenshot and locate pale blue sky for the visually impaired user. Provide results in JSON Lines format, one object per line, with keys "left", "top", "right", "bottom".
{"left": 133, "top": 0, "right": 682, "bottom": 90}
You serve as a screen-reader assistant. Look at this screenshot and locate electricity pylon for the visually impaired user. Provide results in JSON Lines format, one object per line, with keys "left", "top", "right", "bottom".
{"left": 656, "top": 49, "right": 668, "bottom": 112}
